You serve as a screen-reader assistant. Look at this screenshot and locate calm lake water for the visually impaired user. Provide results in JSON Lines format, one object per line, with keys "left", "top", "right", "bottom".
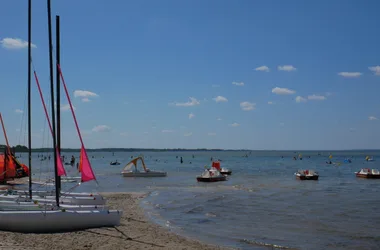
{"left": 15, "top": 150, "right": 380, "bottom": 250}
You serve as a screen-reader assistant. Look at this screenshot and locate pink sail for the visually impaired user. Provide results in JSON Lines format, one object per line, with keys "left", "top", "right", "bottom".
{"left": 79, "top": 145, "right": 95, "bottom": 182}
{"left": 34, "top": 71, "right": 66, "bottom": 176}
{"left": 57, "top": 64, "right": 96, "bottom": 183}
{"left": 56, "top": 148, "right": 66, "bottom": 176}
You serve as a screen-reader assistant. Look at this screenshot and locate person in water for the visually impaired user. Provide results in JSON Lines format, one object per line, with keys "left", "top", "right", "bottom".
{"left": 180, "top": 157, "right": 183, "bottom": 164}
{"left": 70, "top": 155, "right": 75, "bottom": 165}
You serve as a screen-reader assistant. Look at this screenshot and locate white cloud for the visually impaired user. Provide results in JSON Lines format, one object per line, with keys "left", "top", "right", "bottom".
{"left": 92, "top": 125, "right": 111, "bottom": 132}
{"left": 295, "top": 96, "right": 307, "bottom": 103}
{"left": 212, "top": 84, "right": 220, "bottom": 88}
{"left": 82, "top": 130, "right": 92, "bottom": 135}
{"left": 240, "top": 102, "right": 256, "bottom": 111}
{"left": 184, "top": 132, "right": 192, "bottom": 137}
{"left": 61, "top": 104, "right": 76, "bottom": 111}
{"left": 272, "top": 87, "right": 295, "bottom": 95}
{"left": 280, "top": 122, "right": 285, "bottom": 126}
{"left": 278, "top": 65, "right": 296, "bottom": 71}
{"left": 120, "top": 132, "right": 128, "bottom": 136}
{"left": 369, "top": 66, "right": 380, "bottom": 76}
{"left": 213, "top": 96, "right": 228, "bottom": 103}
{"left": 338, "top": 72, "right": 362, "bottom": 78}
{"left": 268, "top": 101, "right": 275, "bottom": 105}
{"left": 162, "top": 129, "right": 174, "bottom": 133}
{"left": 307, "top": 94, "right": 326, "bottom": 101}
{"left": 229, "top": 123, "right": 240, "bottom": 127}
{"left": 15, "top": 109, "right": 23, "bottom": 114}
{"left": 188, "top": 113, "right": 195, "bottom": 119}
{"left": 74, "top": 90, "right": 98, "bottom": 102}
{"left": 325, "top": 92, "right": 333, "bottom": 96}
{"left": 369, "top": 116, "right": 378, "bottom": 121}
{"left": 1, "top": 38, "right": 36, "bottom": 49}
{"left": 208, "top": 132, "right": 216, "bottom": 136}
{"left": 170, "top": 97, "right": 200, "bottom": 107}
{"left": 232, "top": 81, "right": 244, "bottom": 86}
{"left": 217, "top": 118, "right": 222, "bottom": 121}
{"left": 254, "top": 66, "right": 269, "bottom": 72}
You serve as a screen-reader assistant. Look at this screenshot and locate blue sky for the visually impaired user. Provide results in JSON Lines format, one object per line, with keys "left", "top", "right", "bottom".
{"left": 1, "top": 0, "right": 380, "bottom": 150}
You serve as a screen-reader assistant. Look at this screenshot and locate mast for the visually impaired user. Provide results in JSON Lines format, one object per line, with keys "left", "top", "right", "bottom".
{"left": 28, "top": 0, "right": 32, "bottom": 199}
{"left": 47, "top": 0, "right": 59, "bottom": 206}
{"left": 56, "top": 15, "right": 61, "bottom": 191}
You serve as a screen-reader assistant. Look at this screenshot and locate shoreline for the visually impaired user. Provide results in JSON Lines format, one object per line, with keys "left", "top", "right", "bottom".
{"left": 0, "top": 192, "right": 230, "bottom": 250}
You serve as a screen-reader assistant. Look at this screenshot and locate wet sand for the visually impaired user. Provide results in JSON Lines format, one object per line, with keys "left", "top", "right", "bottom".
{"left": 0, "top": 192, "right": 230, "bottom": 250}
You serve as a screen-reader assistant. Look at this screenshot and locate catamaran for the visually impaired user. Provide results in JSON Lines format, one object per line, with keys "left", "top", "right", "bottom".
{"left": 0, "top": 0, "right": 122, "bottom": 232}
{"left": 0, "top": 5, "right": 103, "bottom": 204}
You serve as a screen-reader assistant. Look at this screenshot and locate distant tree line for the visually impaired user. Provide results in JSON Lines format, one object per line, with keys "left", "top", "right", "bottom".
{"left": 0, "top": 144, "right": 29, "bottom": 152}
{"left": 0, "top": 145, "right": 247, "bottom": 153}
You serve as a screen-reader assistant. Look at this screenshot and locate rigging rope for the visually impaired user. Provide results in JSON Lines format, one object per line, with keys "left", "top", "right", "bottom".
{"left": 17, "top": 85, "right": 28, "bottom": 147}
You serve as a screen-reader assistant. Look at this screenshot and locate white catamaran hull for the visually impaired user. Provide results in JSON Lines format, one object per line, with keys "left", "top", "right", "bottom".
{"left": 0, "top": 210, "right": 122, "bottom": 233}
{"left": 122, "top": 171, "right": 167, "bottom": 177}
{"left": 0, "top": 190, "right": 103, "bottom": 200}
{"left": 0, "top": 194, "right": 106, "bottom": 206}
{"left": 0, "top": 200, "right": 106, "bottom": 211}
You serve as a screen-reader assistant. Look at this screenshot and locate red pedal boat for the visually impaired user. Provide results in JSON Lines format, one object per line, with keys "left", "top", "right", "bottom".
{"left": 355, "top": 168, "right": 380, "bottom": 179}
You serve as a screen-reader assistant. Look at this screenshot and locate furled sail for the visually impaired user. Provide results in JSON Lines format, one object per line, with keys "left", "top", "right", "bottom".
{"left": 58, "top": 64, "right": 96, "bottom": 183}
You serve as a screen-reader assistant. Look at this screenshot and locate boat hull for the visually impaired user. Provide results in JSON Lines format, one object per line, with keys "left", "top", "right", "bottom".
{"left": 296, "top": 175, "right": 319, "bottom": 180}
{"left": 197, "top": 176, "right": 227, "bottom": 182}
{"left": 122, "top": 172, "right": 167, "bottom": 177}
{"left": 0, "top": 190, "right": 103, "bottom": 199}
{"left": 356, "top": 173, "right": 380, "bottom": 179}
{"left": 0, "top": 200, "right": 106, "bottom": 211}
{"left": 220, "top": 171, "right": 232, "bottom": 175}
{"left": 0, "top": 195, "right": 106, "bottom": 206}
{"left": 0, "top": 209, "right": 122, "bottom": 233}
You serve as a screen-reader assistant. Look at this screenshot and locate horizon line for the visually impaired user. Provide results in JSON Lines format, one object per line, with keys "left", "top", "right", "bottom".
{"left": 3, "top": 146, "right": 380, "bottom": 152}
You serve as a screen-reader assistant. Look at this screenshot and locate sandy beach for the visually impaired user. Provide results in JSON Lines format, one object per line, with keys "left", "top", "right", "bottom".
{"left": 0, "top": 192, "right": 229, "bottom": 250}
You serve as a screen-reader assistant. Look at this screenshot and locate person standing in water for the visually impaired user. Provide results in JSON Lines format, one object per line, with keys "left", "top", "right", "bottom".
{"left": 180, "top": 156, "right": 183, "bottom": 164}
{"left": 70, "top": 155, "right": 75, "bottom": 166}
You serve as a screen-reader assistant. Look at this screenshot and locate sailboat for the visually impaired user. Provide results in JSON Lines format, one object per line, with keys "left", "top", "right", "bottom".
{"left": 0, "top": 6, "right": 103, "bottom": 203}
{"left": 0, "top": 19, "right": 105, "bottom": 206}
{"left": 0, "top": 115, "right": 105, "bottom": 206}
{"left": 0, "top": 0, "right": 122, "bottom": 232}
{"left": 0, "top": 114, "right": 30, "bottom": 184}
